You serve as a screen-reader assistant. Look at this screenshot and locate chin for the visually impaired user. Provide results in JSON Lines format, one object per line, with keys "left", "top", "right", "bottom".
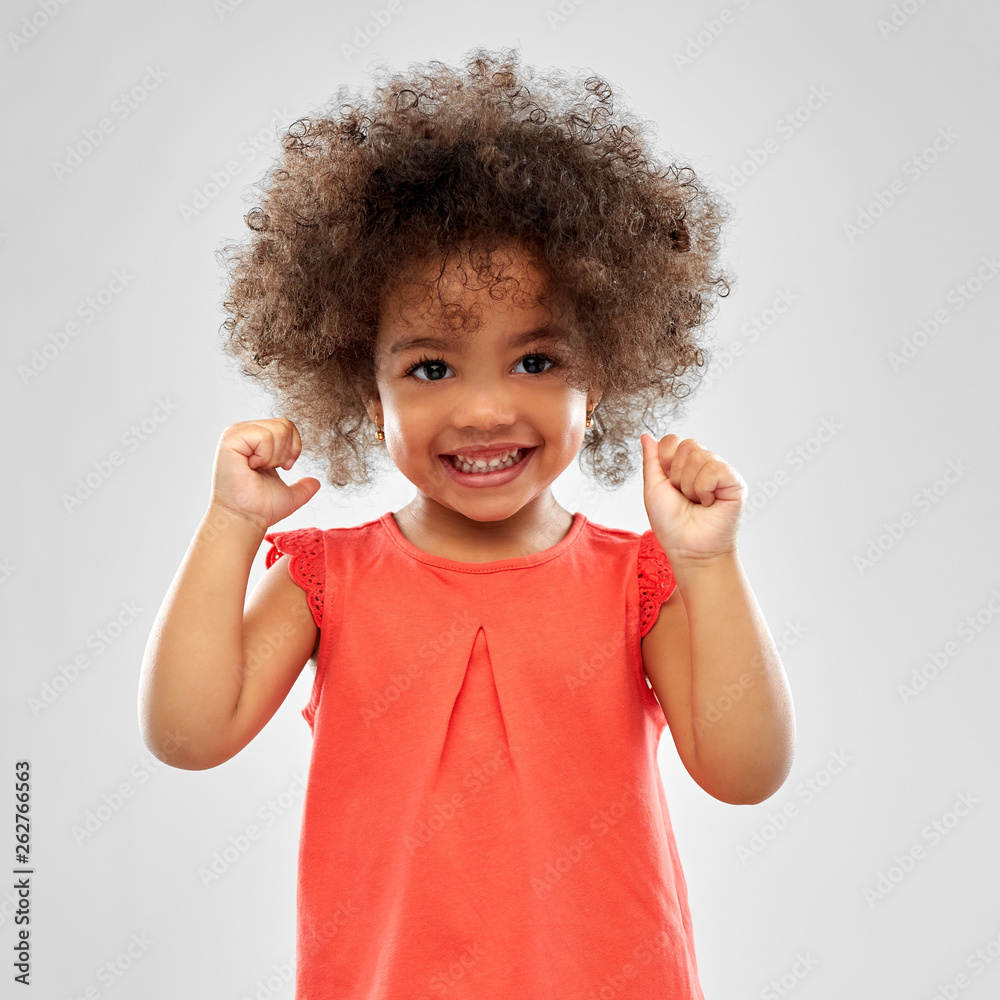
{"left": 447, "top": 495, "right": 527, "bottom": 520}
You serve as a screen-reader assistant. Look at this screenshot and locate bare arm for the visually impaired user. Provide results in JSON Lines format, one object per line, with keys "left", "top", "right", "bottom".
{"left": 638, "top": 432, "right": 795, "bottom": 805}
{"left": 137, "top": 419, "right": 321, "bottom": 770}
{"left": 642, "top": 550, "right": 796, "bottom": 805}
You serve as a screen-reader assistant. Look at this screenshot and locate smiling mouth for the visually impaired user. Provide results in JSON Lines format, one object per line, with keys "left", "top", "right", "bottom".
{"left": 446, "top": 448, "right": 530, "bottom": 474}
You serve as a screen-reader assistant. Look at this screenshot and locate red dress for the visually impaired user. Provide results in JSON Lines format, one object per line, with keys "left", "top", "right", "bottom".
{"left": 264, "top": 510, "right": 704, "bottom": 999}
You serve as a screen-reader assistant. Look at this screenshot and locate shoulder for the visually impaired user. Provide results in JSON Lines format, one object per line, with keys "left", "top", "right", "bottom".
{"left": 587, "top": 518, "right": 669, "bottom": 569}
{"left": 262, "top": 517, "right": 390, "bottom": 613}
{"left": 262, "top": 528, "right": 328, "bottom": 637}
{"left": 575, "top": 516, "right": 648, "bottom": 563}
{"left": 263, "top": 516, "right": 384, "bottom": 567}
{"left": 574, "top": 518, "right": 676, "bottom": 629}
{"left": 585, "top": 520, "right": 677, "bottom": 636}
{"left": 262, "top": 516, "right": 378, "bottom": 586}
{"left": 264, "top": 525, "right": 325, "bottom": 569}
{"left": 578, "top": 516, "right": 644, "bottom": 546}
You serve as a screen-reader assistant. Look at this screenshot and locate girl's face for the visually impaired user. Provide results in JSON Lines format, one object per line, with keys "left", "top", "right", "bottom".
{"left": 368, "top": 244, "right": 600, "bottom": 524}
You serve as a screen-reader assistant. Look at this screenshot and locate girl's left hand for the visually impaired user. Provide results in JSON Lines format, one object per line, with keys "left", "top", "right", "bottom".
{"left": 640, "top": 433, "right": 747, "bottom": 565}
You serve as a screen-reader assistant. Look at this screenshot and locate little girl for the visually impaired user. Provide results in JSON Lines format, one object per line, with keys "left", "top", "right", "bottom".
{"left": 139, "top": 46, "right": 794, "bottom": 999}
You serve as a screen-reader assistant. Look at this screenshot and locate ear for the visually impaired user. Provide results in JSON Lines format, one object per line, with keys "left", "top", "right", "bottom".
{"left": 362, "top": 391, "right": 382, "bottom": 426}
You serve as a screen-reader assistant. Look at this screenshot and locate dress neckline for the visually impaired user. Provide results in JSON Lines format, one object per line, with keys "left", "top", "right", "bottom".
{"left": 379, "top": 510, "right": 587, "bottom": 573}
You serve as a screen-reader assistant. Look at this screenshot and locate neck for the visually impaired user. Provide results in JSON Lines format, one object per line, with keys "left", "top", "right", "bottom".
{"left": 394, "top": 491, "right": 574, "bottom": 562}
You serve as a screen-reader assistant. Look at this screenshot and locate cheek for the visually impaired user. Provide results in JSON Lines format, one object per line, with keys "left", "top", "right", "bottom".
{"left": 386, "top": 402, "right": 438, "bottom": 460}
{"left": 544, "top": 393, "right": 587, "bottom": 443}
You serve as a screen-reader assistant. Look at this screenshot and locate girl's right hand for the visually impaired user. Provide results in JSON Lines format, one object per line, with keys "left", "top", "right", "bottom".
{"left": 208, "top": 419, "right": 322, "bottom": 533}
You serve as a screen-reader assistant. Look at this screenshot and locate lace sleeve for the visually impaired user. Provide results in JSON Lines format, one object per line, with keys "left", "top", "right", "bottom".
{"left": 637, "top": 530, "right": 677, "bottom": 639}
{"left": 264, "top": 527, "right": 325, "bottom": 630}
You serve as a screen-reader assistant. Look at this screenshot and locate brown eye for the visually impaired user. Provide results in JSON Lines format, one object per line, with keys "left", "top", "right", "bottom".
{"left": 404, "top": 356, "right": 451, "bottom": 381}
{"left": 515, "top": 354, "right": 557, "bottom": 375}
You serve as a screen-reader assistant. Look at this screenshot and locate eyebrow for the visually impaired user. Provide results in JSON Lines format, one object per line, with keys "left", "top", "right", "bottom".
{"left": 387, "top": 326, "right": 569, "bottom": 357}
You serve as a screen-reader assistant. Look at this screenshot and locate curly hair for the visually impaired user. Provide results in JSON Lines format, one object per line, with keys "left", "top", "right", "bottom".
{"left": 217, "top": 45, "right": 733, "bottom": 492}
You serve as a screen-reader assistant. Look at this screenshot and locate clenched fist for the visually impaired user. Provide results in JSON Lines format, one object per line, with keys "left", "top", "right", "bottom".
{"left": 208, "top": 418, "right": 321, "bottom": 533}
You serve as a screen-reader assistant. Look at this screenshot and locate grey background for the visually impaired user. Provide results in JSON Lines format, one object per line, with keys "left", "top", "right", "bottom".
{"left": 3, "top": 0, "right": 999, "bottom": 996}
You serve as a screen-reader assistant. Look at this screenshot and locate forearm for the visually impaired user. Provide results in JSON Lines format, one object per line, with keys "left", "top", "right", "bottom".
{"left": 138, "top": 504, "right": 266, "bottom": 768}
{"left": 672, "top": 549, "right": 795, "bottom": 804}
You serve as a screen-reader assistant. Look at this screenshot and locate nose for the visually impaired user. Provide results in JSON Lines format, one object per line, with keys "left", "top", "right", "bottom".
{"left": 448, "top": 380, "right": 518, "bottom": 431}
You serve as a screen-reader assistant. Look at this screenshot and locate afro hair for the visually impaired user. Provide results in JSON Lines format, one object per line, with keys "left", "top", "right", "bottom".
{"left": 217, "top": 45, "right": 733, "bottom": 491}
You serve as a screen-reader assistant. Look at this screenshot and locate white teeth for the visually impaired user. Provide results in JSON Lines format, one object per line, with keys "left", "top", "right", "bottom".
{"left": 449, "top": 448, "right": 525, "bottom": 474}
{"left": 455, "top": 449, "right": 511, "bottom": 465}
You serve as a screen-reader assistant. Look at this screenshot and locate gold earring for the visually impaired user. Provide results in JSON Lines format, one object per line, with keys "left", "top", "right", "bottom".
{"left": 585, "top": 405, "right": 596, "bottom": 429}
{"left": 375, "top": 421, "right": 384, "bottom": 441}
